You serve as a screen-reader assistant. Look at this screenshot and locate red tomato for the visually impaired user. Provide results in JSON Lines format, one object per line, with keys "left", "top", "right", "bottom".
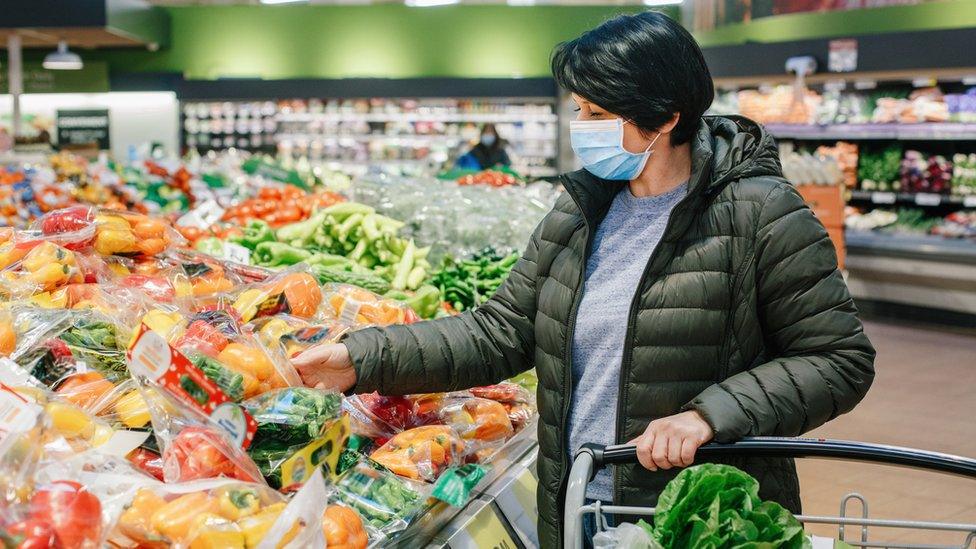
{"left": 360, "top": 393, "right": 415, "bottom": 431}
{"left": 29, "top": 480, "right": 102, "bottom": 549}
{"left": 40, "top": 207, "right": 93, "bottom": 235}
{"left": 5, "top": 517, "right": 57, "bottom": 549}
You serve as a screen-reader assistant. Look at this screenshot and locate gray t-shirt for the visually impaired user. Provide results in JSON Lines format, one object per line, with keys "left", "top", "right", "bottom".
{"left": 567, "top": 182, "right": 687, "bottom": 501}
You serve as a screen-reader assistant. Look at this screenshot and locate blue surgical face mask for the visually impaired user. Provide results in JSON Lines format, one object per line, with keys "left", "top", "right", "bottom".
{"left": 570, "top": 118, "right": 660, "bottom": 181}
{"left": 481, "top": 134, "right": 496, "bottom": 147}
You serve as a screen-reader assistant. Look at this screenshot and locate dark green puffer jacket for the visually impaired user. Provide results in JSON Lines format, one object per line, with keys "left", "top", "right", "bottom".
{"left": 344, "top": 115, "right": 876, "bottom": 547}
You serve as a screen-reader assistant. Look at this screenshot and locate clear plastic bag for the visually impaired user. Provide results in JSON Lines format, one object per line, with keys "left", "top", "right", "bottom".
{"left": 593, "top": 522, "right": 660, "bottom": 549}
{"left": 332, "top": 460, "right": 426, "bottom": 540}
{"left": 243, "top": 387, "right": 346, "bottom": 489}
{"left": 231, "top": 267, "right": 323, "bottom": 323}
{"left": 321, "top": 284, "right": 415, "bottom": 328}
{"left": 369, "top": 425, "right": 465, "bottom": 482}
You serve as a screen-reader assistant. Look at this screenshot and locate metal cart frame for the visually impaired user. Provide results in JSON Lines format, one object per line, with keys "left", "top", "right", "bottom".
{"left": 565, "top": 437, "right": 976, "bottom": 549}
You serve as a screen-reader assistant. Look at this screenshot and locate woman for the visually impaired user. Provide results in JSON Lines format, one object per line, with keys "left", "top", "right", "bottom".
{"left": 456, "top": 123, "right": 512, "bottom": 170}
{"left": 295, "top": 12, "right": 875, "bottom": 547}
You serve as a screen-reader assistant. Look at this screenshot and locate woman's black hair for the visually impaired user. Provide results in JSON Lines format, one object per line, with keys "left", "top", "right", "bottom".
{"left": 551, "top": 11, "right": 714, "bottom": 146}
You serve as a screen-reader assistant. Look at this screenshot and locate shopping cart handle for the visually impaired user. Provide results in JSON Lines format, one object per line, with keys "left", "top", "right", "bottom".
{"left": 585, "top": 437, "right": 976, "bottom": 478}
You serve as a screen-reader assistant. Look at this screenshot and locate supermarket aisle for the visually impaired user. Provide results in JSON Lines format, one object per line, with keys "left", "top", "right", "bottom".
{"left": 799, "top": 320, "right": 976, "bottom": 544}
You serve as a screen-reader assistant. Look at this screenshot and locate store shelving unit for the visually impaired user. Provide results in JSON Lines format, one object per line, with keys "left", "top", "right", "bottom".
{"left": 847, "top": 190, "right": 976, "bottom": 208}
{"left": 182, "top": 97, "right": 560, "bottom": 179}
{"left": 767, "top": 123, "right": 976, "bottom": 141}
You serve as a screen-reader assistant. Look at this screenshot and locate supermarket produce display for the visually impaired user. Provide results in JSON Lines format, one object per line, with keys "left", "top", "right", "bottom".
{"left": 0, "top": 149, "right": 562, "bottom": 548}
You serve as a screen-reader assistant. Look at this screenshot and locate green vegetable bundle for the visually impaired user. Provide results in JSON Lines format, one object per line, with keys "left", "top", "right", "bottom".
{"left": 251, "top": 202, "right": 434, "bottom": 293}
{"left": 858, "top": 145, "right": 903, "bottom": 191}
{"left": 430, "top": 248, "right": 519, "bottom": 312}
{"left": 188, "top": 353, "right": 244, "bottom": 402}
{"left": 640, "top": 464, "right": 808, "bottom": 548}
{"left": 244, "top": 387, "right": 343, "bottom": 487}
{"left": 58, "top": 317, "right": 128, "bottom": 380}
{"left": 334, "top": 461, "right": 424, "bottom": 532}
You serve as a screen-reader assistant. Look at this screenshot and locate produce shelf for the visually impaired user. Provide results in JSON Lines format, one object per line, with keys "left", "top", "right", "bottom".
{"left": 277, "top": 112, "right": 559, "bottom": 123}
{"left": 766, "top": 123, "right": 976, "bottom": 141}
{"left": 846, "top": 230, "right": 976, "bottom": 264}
{"left": 847, "top": 190, "right": 976, "bottom": 208}
{"left": 274, "top": 133, "right": 556, "bottom": 142}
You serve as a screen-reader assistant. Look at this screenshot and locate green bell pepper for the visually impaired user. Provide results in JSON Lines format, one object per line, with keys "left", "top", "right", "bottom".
{"left": 231, "top": 220, "right": 275, "bottom": 251}
{"left": 195, "top": 237, "right": 225, "bottom": 257}
{"left": 253, "top": 241, "right": 312, "bottom": 267}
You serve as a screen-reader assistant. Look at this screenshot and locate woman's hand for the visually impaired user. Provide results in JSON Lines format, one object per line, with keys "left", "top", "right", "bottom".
{"left": 628, "top": 410, "right": 714, "bottom": 471}
{"left": 292, "top": 343, "right": 357, "bottom": 393}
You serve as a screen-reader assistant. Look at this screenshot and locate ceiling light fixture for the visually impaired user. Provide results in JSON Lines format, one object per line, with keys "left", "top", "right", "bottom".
{"left": 507, "top": 0, "right": 536, "bottom": 5}
{"left": 643, "top": 0, "right": 682, "bottom": 5}
{"left": 42, "top": 41, "right": 83, "bottom": 71}
{"left": 405, "top": 0, "right": 459, "bottom": 7}
{"left": 259, "top": 0, "right": 308, "bottom": 5}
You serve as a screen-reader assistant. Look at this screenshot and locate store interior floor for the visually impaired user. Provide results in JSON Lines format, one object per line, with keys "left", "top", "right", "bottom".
{"left": 799, "top": 319, "right": 976, "bottom": 545}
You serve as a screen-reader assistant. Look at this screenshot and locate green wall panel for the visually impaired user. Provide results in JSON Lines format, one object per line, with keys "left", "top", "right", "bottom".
{"left": 694, "top": 0, "right": 976, "bottom": 47}
{"left": 93, "top": 5, "right": 652, "bottom": 80}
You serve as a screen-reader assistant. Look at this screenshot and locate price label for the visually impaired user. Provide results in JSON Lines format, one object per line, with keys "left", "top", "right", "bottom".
{"left": 176, "top": 199, "right": 225, "bottom": 229}
{"left": 963, "top": 196, "right": 976, "bottom": 208}
{"left": 223, "top": 242, "right": 251, "bottom": 265}
{"left": 914, "top": 193, "right": 941, "bottom": 206}
{"left": 912, "top": 77, "right": 936, "bottom": 88}
{"left": 0, "top": 383, "right": 40, "bottom": 437}
{"left": 871, "top": 192, "right": 896, "bottom": 204}
{"left": 457, "top": 505, "right": 517, "bottom": 549}
{"left": 854, "top": 79, "right": 877, "bottom": 90}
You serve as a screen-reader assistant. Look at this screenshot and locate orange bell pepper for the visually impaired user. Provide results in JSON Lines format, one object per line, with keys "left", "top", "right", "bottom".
{"left": 56, "top": 371, "right": 115, "bottom": 410}
{"left": 321, "top": 505, "right": 367, "bottom": 549}
{"left": 274, "top": 272, "right": 321, "bottom": 318}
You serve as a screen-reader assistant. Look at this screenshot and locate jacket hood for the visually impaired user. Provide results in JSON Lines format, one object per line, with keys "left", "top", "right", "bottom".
{"left": 562, "top": 115, "right": 783, "bottom": 220}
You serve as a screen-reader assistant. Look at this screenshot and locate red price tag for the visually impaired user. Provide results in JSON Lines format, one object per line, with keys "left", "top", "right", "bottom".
{"left": 127, "top": 323, "right": 257, "bottom": 449}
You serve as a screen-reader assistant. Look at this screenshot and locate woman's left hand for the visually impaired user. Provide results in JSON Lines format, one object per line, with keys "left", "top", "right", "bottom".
{"left": 628, "top": 410, "right": 714, "bottom": 471}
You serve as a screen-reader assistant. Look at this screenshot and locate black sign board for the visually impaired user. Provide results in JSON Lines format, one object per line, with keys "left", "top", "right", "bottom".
{"left": 57, "top": 109, "right": 110, "bottom": 150}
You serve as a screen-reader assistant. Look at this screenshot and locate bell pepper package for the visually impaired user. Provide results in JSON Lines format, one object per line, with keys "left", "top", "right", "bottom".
{"left": 29, "top": 206, "right": 98, "bottom": 251}
{"left": 0, "top": 478, "right": 106, "bottom": 549}
{"left": 109, "top": 479, "right": 296, "bottom": 548}
{"left": 127, "top": 325, "right": 263, "bottom": 484}
{"left": 369, "top": 425, "right": 465, "bottom": 482}
{"left": 232, "top": 268, "right": 323, "bottom": 323}
{"left": 0, "top": 241, "right": 86, "bottom": 298}
{"left": 470, "top": 382, "right": 537, "bottom": 432}
{"left": 248, "top": 315, "right": 349, "bottom": 360}
{"left": 7, "top": 307, "right": 131, "bottom": 388}
{"left": 322, "top": 284, "right": 419, "bottom": 328}
{"left": 342, "top": 392, "right": 418, "bottom": 444}
{"left": 90, "top": 209, "right": 185, "bottom": 259}
{"left": 243, "top": 387, "right": 347, "bottom": 490}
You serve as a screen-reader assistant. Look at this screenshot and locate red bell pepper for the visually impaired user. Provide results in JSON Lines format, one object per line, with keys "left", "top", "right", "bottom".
{"left": 28, "top": 480, "right": 102, "bottom": 549}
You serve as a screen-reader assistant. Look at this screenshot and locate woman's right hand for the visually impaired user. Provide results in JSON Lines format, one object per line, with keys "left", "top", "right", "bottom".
{"left": 292, "top": 343, "right": 357, "bottom": 393}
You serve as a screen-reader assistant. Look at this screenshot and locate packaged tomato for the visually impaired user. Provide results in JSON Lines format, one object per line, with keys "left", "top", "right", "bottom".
{"left": 470, "top": 382, "right": 536, "bottom": 431}
{"left": 342, "top": 393, "right": 417, "bottom": 445}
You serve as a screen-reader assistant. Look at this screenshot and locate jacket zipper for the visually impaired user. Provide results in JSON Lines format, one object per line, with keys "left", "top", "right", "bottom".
{"left": 611, "top": 163, "right": 713, "bottom": 505}
{"left": 557, "top": 176, "right": 595, "bottom": 519}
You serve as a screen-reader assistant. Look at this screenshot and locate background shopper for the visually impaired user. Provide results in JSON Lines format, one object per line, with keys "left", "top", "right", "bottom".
{"left": 456, "top": 123, "right": 512, "bottom": 170}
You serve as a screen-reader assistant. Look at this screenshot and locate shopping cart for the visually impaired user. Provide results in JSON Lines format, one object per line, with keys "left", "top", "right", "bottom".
{"left": 565, "top": 437, "right": 976, "bottom": 549}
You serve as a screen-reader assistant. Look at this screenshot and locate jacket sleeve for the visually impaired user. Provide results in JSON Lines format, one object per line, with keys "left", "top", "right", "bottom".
{"left": 686, "top": 184, "right": 876, "bottom": 443}
{"left": 341, "top": 225, "right": 542, "bottom": 395}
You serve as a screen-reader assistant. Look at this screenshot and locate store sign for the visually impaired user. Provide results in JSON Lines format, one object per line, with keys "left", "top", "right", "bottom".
{"left": 828, "top": 39, "right": 858, "bottom": 73}
{"left": 57, "top": 109, "right": 110, "bottom": 150}
{"left": 0, "top": 62, "right": 109, "bottom": 94}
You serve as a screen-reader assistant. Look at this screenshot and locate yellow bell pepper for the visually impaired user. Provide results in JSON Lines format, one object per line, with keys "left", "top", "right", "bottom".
{"left": 141, "top": 309, "right": 186, "bottom": 341}
{"left": 232, "top": 289, "right": 267, "bottom": 323}
{"left": 0, "top": 241, "right": 31, "bottom": 269}
{"left": 22, "top": 242, "right": 75, "bottom": 272}
{"left": 114, "top": 389, "right": 151, "bottom": 428}
{"left": 218, "top": 343, "right": 274, "bottom": 382}
{"left": 29, "top": 289, "right": 69, "bottom": 309}
{"left": 189, "top": 528, "right": 246, "bottom": 549}
{"left": 238, "top": 502, "right": 300, "bottom": 548}
{"left": 28, "top": 263, "right": 72, "bottom": 290}
{"left": 118, "top": 488, "right": 168, "bottom": 545}
{"left": 258, "top": 318, "right": 292, "bottom": 345}
{"left": 95, "top": 213, "right": 131, "bottom": 229}
{"left": 186, "top": 513, "right": 244, "bottom": 549}
{"left": 46, "top": 401, "right": 95, "bottom": 439}
{"left": 94, "top": 227, "right": 138, "bottom": 256}
{"left": 217, "top": 488, "right": 261, "bottom": 521}
{"left": 151, "top": 492, "right": 219, "bottom": 542}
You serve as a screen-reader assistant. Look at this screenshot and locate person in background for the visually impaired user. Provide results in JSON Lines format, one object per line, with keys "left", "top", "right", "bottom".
{"left": 456, "top": 123, "right": 511, "bottom": 170}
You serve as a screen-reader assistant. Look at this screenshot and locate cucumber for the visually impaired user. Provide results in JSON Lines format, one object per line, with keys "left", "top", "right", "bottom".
{"left": 311, "top": 264, "right": 391, "bottom": 295}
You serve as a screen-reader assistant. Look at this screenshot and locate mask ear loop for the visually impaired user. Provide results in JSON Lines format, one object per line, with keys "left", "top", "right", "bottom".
{"left": 622, "top": 119, "right": 662, "bottom": 154}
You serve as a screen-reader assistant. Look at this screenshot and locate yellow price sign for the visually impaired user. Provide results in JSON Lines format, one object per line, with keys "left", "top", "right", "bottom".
{"left": 463, "top": 506, "right": 518, "bottom": 549}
